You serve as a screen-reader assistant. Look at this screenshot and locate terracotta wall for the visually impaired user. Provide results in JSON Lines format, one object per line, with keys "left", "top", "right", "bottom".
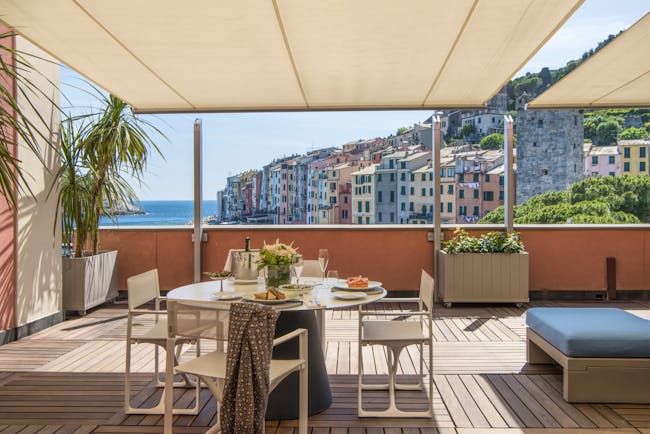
{"left": 0, "top": 26, "right": 16, "bottom": 332}
{"left": 99, "top": 225, "right": 650, "bottom": 293}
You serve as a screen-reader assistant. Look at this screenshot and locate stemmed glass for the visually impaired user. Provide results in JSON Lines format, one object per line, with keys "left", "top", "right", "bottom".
{"left": 318, "top": 249, "right": 329, "bottom": 282}
{"left": 292, "top": 255, "right": 304, "bottom": 285}
{"left": 326, "top": 270, "right": 339, "bottom": 286}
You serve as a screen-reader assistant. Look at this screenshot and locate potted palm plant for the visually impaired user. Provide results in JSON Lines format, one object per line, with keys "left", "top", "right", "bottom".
{"left": 55, "top": 93, "right": 162, "bottom": 314}
{"left": 0, "top": 32, "right": 56, "bottom": 208}
{"left": 439, "top": 229, "right": 529, "bottom": 307}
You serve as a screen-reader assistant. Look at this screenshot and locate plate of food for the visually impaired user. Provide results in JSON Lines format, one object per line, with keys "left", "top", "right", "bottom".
{"left": 203, "top": 271, "right": 232, "bottom": 280}
{"left": 333, "top": 276, "right": 382, "bottom": 291}
{"left": 332, "top": 290, "right": 367, "bottom": 300}
{"left": 211, "top": 292, "right": 242, "bottom": 301}
{"left": 243, "top": 287, "right": 297, "bottom": 305}
{"left": 279, "top": 283, "right": 315, "bottom": 295}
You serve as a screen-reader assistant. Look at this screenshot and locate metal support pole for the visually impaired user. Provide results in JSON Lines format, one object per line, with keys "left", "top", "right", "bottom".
{"left": 432, "top": 115, "right": 442, "bottom": 301}
{"left": 193, "top": 119, "right": 203, "bottom": 283}
{"left": 503, "top": 115, "right": 514, "bottom": 233}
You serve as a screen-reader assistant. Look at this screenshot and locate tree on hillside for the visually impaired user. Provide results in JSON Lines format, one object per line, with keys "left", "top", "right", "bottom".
{"left": 619, "top": 126, "right": 648, "bottom": 140}
{"left": 481, "top": 175, "right": 650, "bottom": 224}
{"left": 479, "top": 133, "right": 503, "bottom": 149}
{"left": 396, "top": 127, "right": 408, "bottom": 136}
{"left": 460, "top": 123, "right": 476, "bottom": 138}
{"left": 584, "top": 119, "right": 597, "bottom": 141}
{"left": 595, "top": 120, "right": 621, "bottom": 146}
{"left": 479, "top": 133, "right": 517, "bottom": 150}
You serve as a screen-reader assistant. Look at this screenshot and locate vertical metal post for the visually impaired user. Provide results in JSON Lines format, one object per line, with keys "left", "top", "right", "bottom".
{"left": 432, "top": 115, "right": 442, "bottom": 301}
{"left": 504, "top": 115, "right": 514, "bottom": 233}
{"left": 193, "top": 119, "right": 202, "bottom": 283}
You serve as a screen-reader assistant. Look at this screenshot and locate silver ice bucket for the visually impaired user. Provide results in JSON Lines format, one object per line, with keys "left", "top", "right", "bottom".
{"left": 231, "top": 250, "right": 260, "bottom": 281}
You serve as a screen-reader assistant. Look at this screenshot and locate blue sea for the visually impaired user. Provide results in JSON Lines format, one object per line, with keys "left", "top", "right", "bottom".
{"left": 99, "top": 200, "right": 217, "bottom": 226}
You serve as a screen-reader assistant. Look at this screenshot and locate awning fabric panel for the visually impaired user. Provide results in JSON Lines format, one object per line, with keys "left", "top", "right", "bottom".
{"left": 530, "top": 12, "right": 650, "bottom": 109}
{"left": 0, "top": 0, "right": 583, "bottom": 112}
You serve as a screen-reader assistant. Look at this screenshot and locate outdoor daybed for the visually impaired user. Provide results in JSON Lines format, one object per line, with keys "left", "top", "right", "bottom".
{"left": 526, "top": 307, "right": 650, "bottom": 403}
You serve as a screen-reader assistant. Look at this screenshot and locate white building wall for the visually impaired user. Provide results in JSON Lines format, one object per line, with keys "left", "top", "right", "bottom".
{"left": 15, "top": 38, "right": 61, "bottom": 326}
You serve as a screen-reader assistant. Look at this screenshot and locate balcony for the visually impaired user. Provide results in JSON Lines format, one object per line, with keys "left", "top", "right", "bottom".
{"left": 1, "top": 274, "right": 650, "bottom": 432}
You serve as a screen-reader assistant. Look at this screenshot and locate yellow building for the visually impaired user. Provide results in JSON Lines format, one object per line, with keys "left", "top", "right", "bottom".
{"left": 351, "top": 164, "right": 377, "bottom": 224}
{"left": 440, "top": 157, "right": 456, "bottom": 224}
{"left": 619, "top": 139, "right": 649, "bottom": 175}
{"left": 407, "top": 157, "right": 456, "bottom": 224}
{"left": 408, "top": 164, "right": 433, "bottom": 224}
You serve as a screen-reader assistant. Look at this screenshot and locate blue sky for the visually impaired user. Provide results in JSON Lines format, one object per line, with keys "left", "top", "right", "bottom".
{"left": 60, "top": 0, "right": 650, "bottom": 200}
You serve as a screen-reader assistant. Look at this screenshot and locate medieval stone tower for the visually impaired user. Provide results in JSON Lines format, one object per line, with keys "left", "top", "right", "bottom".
{"left": 515, "top": 93, "right": 584, "bottom": 204}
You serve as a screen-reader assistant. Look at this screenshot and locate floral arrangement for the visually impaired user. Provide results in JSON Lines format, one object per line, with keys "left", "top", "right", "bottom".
{"left": 442, "top": 228, "right": 525, "bottom": 254}
{"left": 257, "top": 239, "right": 299, "bottom": 269}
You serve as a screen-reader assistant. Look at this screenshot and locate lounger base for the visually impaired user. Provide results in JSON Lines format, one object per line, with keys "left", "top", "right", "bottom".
{"left": 527, "top": 328, "right": 650, "bottom": 403}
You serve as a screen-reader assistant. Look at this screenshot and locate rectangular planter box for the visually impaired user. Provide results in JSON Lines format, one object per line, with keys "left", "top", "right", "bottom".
{"left": 63, "top": 250, "right": 119, "bottom": 314}
{"left": 439, "top": 251, "right": 529, "bottom": 304}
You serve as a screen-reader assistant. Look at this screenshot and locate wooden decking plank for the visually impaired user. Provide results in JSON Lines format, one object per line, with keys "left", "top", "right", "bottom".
{"left": 526, "top": 375, "right": 596, "bottom": 428}
{"left": 445, "top": 375, "right": 490, "bottom": 428}
{"left": 433, "top": 375, "right": 472, "bottom": 428}
{"left": 512, "top": 375, "right": 579, "bottom": 428}
{"left": 592, "top": 405, "right": 633, "bottom": 428}
{"left": 484, "top": 375, "right": 540, "bottom": 427}
{"left": 457, "top": 375, "right": 507, "bottom": 428}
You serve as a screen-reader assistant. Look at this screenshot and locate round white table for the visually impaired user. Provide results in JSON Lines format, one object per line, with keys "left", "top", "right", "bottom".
{"left": 166, "top": 279, "right": 386, "bottom": 310}
{"left": 167, "top": 279, "right": 386, "bottom": 419}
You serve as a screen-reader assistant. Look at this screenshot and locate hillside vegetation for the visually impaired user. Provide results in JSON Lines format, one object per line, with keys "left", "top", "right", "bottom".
{"left": 481, "top": 175, "right": 650, "bottom": 224}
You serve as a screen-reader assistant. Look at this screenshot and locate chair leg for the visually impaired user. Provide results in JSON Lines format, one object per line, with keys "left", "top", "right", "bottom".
{"left": 124, "top": 339, "right": 133, "bottom": 413}
{"left": 155, "top": 343, "right": 195, "bottom": 389}
{"left": 163, "top": 339, "right": 175, "bottom": 434}
{"left": 357, "top": 337, "right": 364, "bottom": 415}
{"left": 358, "top": 343, "right": 432, "bottom": 418}
{"left": 126, "top": 342, "right": 199, "bottom": 416}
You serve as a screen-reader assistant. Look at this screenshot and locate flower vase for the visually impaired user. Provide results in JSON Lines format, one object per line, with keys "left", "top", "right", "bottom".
{"left": 266, "top": 264, "right": 291, "bottom": 287}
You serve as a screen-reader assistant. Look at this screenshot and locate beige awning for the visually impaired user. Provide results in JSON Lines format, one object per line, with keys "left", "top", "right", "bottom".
{"left": 530, "top": 12, "right": 650, "bottom": 109}
{"left": 0, "top": 0, "right": 582, "bottom": 113}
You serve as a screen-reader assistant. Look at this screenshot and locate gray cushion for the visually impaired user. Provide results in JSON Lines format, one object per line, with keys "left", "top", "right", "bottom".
{"left": 526, "top": 308, "right": 650, "bottom": 358}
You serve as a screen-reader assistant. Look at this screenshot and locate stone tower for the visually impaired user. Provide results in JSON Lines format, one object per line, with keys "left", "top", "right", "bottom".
{"left": 515, "top": 93, "right": 584, "bottom": 204}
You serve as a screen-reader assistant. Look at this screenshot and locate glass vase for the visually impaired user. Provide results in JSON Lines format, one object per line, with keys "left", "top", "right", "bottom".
{"left": 265, "top": 264, "right": 291, "bottom": 287}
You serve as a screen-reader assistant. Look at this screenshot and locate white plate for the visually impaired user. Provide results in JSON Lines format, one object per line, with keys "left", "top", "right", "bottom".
{"left": 233, "top": 279, "right": 259, "bottom": 285}
{"left": 242, "top": 293, "right": 297, "bottom": 305}
{"left": 279, "top": 283, "right": 315, "bottom": 295}
{"left": 211, "top": 292, "right": 241, "bottom": 301}
{"left": 333, "top": 279, "right": 382, "bottom": 291}
{"left": 332, "top": 290, "right": 367, "bottom": 300}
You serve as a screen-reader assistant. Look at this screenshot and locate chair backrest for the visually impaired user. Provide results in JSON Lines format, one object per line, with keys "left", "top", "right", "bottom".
{"left": 127, "top": 269, "right": 161, "bottom": 310}
{"left": 301, "top": 259, "right": 323, "bottom": 278}
{"left": 419, "top": 270, "right": 435, "bottom": 311}
{"left": 167, "top": 299, "right": 231, "bottom": 342}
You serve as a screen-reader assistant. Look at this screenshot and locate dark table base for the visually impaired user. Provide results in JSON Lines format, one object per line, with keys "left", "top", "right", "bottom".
{"left": 265, "top": 310, "right": 332, "bottom": 419}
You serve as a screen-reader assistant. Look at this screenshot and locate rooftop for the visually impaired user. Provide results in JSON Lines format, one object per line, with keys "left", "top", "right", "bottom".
{"left": 1, "top": 300, "right": 650, "bottom": 432}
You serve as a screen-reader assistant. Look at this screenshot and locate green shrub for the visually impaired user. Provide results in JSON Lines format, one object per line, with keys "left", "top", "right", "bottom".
{"left": 442, "top": 229, "right": 525, "bottom": 254}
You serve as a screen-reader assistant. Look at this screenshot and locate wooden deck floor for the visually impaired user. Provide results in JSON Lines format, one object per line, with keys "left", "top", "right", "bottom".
{"left": 1, "top": 300, "right": 650, "bottom": 434}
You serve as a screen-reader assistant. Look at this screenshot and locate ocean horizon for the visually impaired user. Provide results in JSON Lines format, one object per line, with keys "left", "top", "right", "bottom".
{"left": 99, "top": 200, "right": 217, "bottom": 227}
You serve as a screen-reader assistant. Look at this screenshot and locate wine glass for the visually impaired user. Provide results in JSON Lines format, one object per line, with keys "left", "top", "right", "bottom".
{"left": 292, "top": 255, "right": 304, "bottom": 285}
{"left": 318, "top": 249, "right": 329, "bottom": 281}
{"left": 326, "top": 270, "right": 339, "bottom": 286}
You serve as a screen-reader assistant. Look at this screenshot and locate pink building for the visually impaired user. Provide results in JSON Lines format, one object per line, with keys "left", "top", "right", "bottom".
{"left": 584, "top": 145, "right": 620, "bottom": 177}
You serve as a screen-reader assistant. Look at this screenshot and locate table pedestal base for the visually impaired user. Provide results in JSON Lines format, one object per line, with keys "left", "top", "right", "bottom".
{"left": 266, "top": 310, "right": 332, "bottom": 419}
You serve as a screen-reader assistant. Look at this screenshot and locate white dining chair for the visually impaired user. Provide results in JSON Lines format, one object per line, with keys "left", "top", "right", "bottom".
{"left": 357, "top": 269, "right": 434, "bottom": 417}
{"left": 301, "top": 259, "right": 323, "bottom": 278}
{"left": 162, "top": 300, "right": 308, "bottom": 434}
{"left": 124, "top": 269, "right": 200, "bottom": 415}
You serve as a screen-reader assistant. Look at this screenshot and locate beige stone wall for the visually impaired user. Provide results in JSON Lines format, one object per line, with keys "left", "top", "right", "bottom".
{"left": 15, "top": 37, "right": 61, "bottom": 326}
